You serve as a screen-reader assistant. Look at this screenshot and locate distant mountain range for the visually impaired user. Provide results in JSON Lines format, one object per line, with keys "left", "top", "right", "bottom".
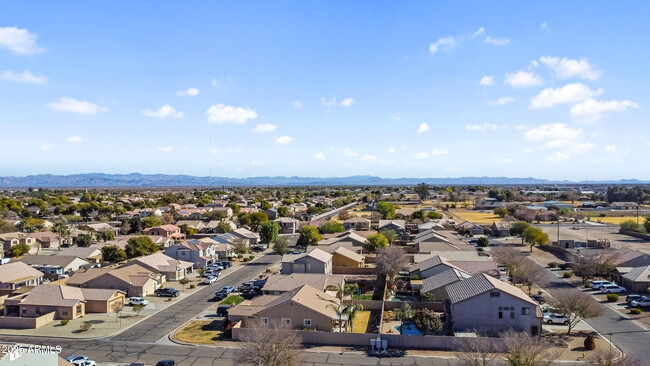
{"left": 0, "top": 173, "right": 648, "bottom": 188}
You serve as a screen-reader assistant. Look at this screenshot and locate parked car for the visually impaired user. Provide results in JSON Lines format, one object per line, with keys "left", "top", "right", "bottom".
{"left": 220, "top": 261, "right": 232, "bottom": 268}
{"left": 541, "top": 306, "right": 559, "bottom": 315}
{"left": 630, "top": 298, "right": 650, "bottom": 308}
{"left": 204, "top": 270, "right": 220, "bottom": 277}
{"left": 203, "top": 276, "right": 218, "bottom": 285}
{"left": 242, "top": 289, "right": 261, "bottom": 300}
{"left": 66, "top": 356, "right": 88, "bottom": 363}
{"left": 155, "top": 288, "right": 180, "bottom": 297}
{"left": 221, "top": 286, "right": 235, "bottom": 294}
{"left": 530, "top": 294, "right": 546, "bottom": 304}
{"left": 626, "top": 294, "right": 645, "bottom": 304}
{"left": 155, "top": 361, "right": 175, "bottom": 366}
{"left": 128, "top": 297, "right": 149, "bottom": 306}
{"left": 216, "top": 305, "right": 232, "bottom": 317}
{"left": 214, "top": 291, "right": 228, "bottom": 301}
{"left": 601, "top": 284, "right": 626, "bottom": 294}
{"left": 290, "top": 250, "right": 301, "bottom": 255}
{"left": 543, "top": 313, "right": 570, "bottom": 325}
{"left": 72, "top": 360, "right": 96, "bottom": 366}
{"left": 207, "top": 265, "right": 224, "bottom": 271}
{"left": 558, "top": 262, "right": 573, "bottom": 270}
{"left": 590, "top": 280, "right": 613, "bottom": 289}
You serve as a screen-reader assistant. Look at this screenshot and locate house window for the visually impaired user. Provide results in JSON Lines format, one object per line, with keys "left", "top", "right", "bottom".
{"left": 261, "top": 317, "right": 269, "bottom": 325}
{"left": 498, "top": 311, "right": 503, "bottom": 319}
{"left": 62, "top": 310, "right": 68, "bottom": 316}
{"left": 77, "top": 306, "right": 82, "bottom": 315}
{"left": 510, "top": 311, "right": 515, "bottom": 319}
{"left": 282, "top": 318, "right": 291, "bottom": 326}
{"left": 304, "top": 319, "right": 312, "bottom": 326}
{"left": 522, "top": 307, "right": 530, "bottom": 316}
{"left": 22, "top": 308, "right": 26, "bottom": 314}
{"left": 490, "top": 292, "right": 500, "bottom": 298}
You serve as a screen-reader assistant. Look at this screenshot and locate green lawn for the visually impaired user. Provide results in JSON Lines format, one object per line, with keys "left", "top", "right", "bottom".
{"left": 353, "top": 294, "right": 373, "bottom": 301}
{"left": 219, "top": 295, "right": 244, "bottom": 306}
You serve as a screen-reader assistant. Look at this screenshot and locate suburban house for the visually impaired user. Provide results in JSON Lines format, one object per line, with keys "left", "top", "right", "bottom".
{"left": 230, "top": 228, "right": 259, "bottom": 244}
{"left": 0, "top": 233, "right": 39, "bottom": 255}
{"left": 146, "top": 235, "right": 176, "bottom": 249}
{"left": 2, "top": 285, "right": 125, "bottom": 323}
{"left": 377, "top": 220, "right": 406, "bottom": 235}
{"left": 56, "top": 246, "right": 103, "bottom": 263}
{"left": 228, "top": 284, "right": 342, "bottom": 332}
{"left": 276, "top": 217, "right": 300, "bottom": 234}
{"left": 491, "top": 222, "right": 511, "bottom": 237}
{"left": 446, "top": 273, "right": 542, "bottom": 336}
{"left": 421, "top": 268, "right": 471, "bottom": 302}
{"left": 542, "top": 201, "right": 574, "bottom": 211}
{"left": 617, "top": 265, "right": 650, "bottom": 293}
{"left": 343, "top": 217, "right": 371, "bottom": 231}
{"left": 175, "top": 220, "right": 207, "bottom": 232}
{"left": 67, "top": 264, "right": 163, "bottom": 297}
{"left": 142, "top": 225, "right": 185, "bottom": 241}
{"left": 29, "top": 231, "right": 63, "bottom": 249}
{"left": 121, "top": 252, "right": 193, "bottom": 281}
{"left": 164, "top": 239, "right": 218, "bottom": 268}
{"left": 281, "top": 248, "right": 333, "bottom": 275}
{"left": 85, "top": 223, "right": 120, "bottom": 236}
{"left": 0, "top": 262, "right": 44, "bottom": 291}
{"left": 262, "top": 273, "right": 346, "bottom": 295}
{"left": 409, "top": 255, "right": 464, "bottom": 279}
{"left": 610, "top": 202, "right": 639, "bottom": 210}
{"left": 319, "top": 231, "right": 367, "bottom": 247}
{"left": 18, "top": 255, "right": 91, "bottom": 277}
{"left": 264, "top": 209, "right": 278, "bottom": 220}
{"left": 410, "top": 255, "right": 499, "bottom": 279}
{"left": 325, "top": 246, "right": 365, "bottom": 268}
{"left": 455, "top": 222, "right": 485, "bottom": 236}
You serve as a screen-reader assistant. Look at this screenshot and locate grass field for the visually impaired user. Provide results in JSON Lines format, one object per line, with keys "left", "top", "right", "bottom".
{"left": 584, "top": 216, "right": 643, "bottom": 225}
{"left": 352, "top": 311, "right": 371, "bottom": 333}
{"left": 449, "top": 210, "right": 502, "bottom": 224}
{"left": 353, "top": 294, "right": 373, "bottom": 301}
{"left": 174, "top": 320, "right": 225, "bottom": 344}
{"left": 220, "top": 295, "right": 244, "bottom": 306}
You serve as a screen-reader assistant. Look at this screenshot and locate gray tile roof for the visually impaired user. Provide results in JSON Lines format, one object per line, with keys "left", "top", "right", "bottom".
{"left": 421, "top": 268, "right": 470, "bottom": 293}
{"left": 446, "top": 273, "right": 537, "bottom": 305}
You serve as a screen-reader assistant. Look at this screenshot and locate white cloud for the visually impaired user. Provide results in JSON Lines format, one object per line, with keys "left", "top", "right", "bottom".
{"left": 492, "top": 157, "right": 512, "bottom": 163}
{"left": 539, "top": 56, "right": 602, "bottom": 80}
{"left": 66, "top": 136, "right": 81, "bottom": 143}
{"left": 47, "top": 98, "right": 107, "bottom": 115}
{"left": 472, "top": 27, "right": 485, "bottom": 37}
{"left": 524, "top": 123, "right": 582, "bottom": 142}
{"left": 250, "top": 160, "right": 264, "bottom": 166}
{"left": 523, "top": 148, "right": 534, "bottom": 154}
{"left": 141, "top": 104, "right": 184, "bottom": 118}
{"left": 429, "top": 37, "right": 456, "bottom": 54}
{"left": 388, "top": 147, "right": 395, "bottom": 153}
{"left": 0, "top": 27, "right": 43, "bottom": 55}
{"left": 413, "top": 152, "right": 430, "bottom": 159}
{"left": 432, "top": 148, "right": 448, "bottom": 156}
{"left": 541, "top": 22, "right": 548, "bottom": 30}
{"left": 361, "top": 154, "right": 377, "bottom": 162}
{"left": 321, "top": 97, "right": 337, "bottom": 106}
{"left": 466, "top": 122, "right": 498, "bottom": 131}
{"left": 206, "top": 104, "right": 257, "bottom": 124}
{"left": 516, "top": 125, "right": 528, "bottom": 131}
{"left": 40, "top": 143, "right": 53, "bottom": 150}
{"left": 313, "top": 153, "right": 326, "bottom": 160}
{"left": 529, "top": 83, "right": 602, "bottom": 109}
{"left": 488, "top": 97, "right": 514, "bottom": 106}
{"left": 479, "top": 75, "right": 494, "bottom": 86}
{"left": 275, "top": 136, "right": 292, "bottom": 145}
{"left": 569, "top": 98, "right": 638, "bottom": 121}
{"left": 343, "top": 148, "right": 359, "bottom": 157}
{"left": 251, "top": 124, "right": 277, "bottom": 133}
{"left": 156, "top": 146, "right": 174, "bottom": 153}
{"left": 341, "top": 98, "right": 354, "bottom": 107}
{"left": 504, "top": 71, "right": 543, "bottom": 88}
{"left": 390, "top": 113, "right": 402, "bottom": 120}
{"left": 604, "top": 145, "right": 616, "bottom": 153}
{"left": 524, "top": 123, "right": 596, "bottom": 161}
{"left": 177, "top": 87, "right": 199, "bottom": 97}
{"left": 211, "top": 148, "right": 219, "bottom": 155}
{"left": 293, "top": 101, "right": 302, "bottom": 109}
{"left": 417, "top": 123, "right": 430, "bottom": 134}
{"left": 183, "top": 146, "right": 189, "bottom": 152}
{"left": 1, "top": 70, "right": 47, "bottom": 84}
{"left": 485, "top": 36, "right": 510, "bottom": 46}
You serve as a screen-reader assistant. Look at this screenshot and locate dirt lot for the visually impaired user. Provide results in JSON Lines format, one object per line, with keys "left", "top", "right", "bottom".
{"left": 536, "top": 224, "right": 650, "bottom": 254}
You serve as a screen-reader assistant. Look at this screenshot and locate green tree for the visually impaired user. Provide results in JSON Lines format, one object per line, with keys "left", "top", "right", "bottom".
{"left": 644, "top": 216, "right": 650, "bottom": 233}
{"left": 226, "top": 202, "right": 241, "bottom": 215}
{"left": 427, "top": 211, "right": 442, "bottom": 220}
{"left": 125, "top": 236, "right": 159, "bottom": 258}
{"left": 141, "top": 216, "right": 162, "bottom": 228}
{"left": 395, "top": 302, "right": 413, "bottom": 330}
{"left": 132, "top": 304, "right": 145, "bottom": 316}
{"left": 412, "top": 309, "right": 443, "bottom": 335}
{"left": 493, "top": 207, "right": 508, "bottom": 218}
{"left": 522, "top": 227, "right": 549, "bottom": 252}
{"left": 249, "top": 212, "right": 269, "bottom": 232}
{"left": 101, "top": 245, "right": 127, "bottom": 262}
{"left": 297, "top": 225, "right": 322, "bottom": 247}
{"left": 260, "top": 200, "right": 272, "bottom": 210}
{"left": 260, "top": 221, "right": 280, "bottom": 244}
{"left": 99, "top": 231, "right": 115, "bottom": 242}
{"left": 0, "top": 220, "right": 17, "bottom": 234}
{"left": 414, "top": 183, "right": 430, "bottom": 200}
{"left": 277, "top": 207, "right": 291, "bottom": 217}
{"left": 477, "top": 237, "right": 490, "bottom": 247}
{"left": 378, "top": 229, "right": 397, "bottom": 244}
{"left": 10, "top": 243, "right": 30, "bottom": 256}
{"left": 307, "top": 206, "right": 323, "bottom": 215}
{"left": 179, "top": 277, "right": 190, "bottom": 290}
{"left": 411, "top": 210, "right": 427, "bottom": 221}
{"left": 509, "top": 221, "right": 531, "bottom": 245}
{"left": 273, "top": 236, "right": 290, "bottom": 255}
{"left": 344, "top": 304, "right": 364, "bottom": 332}
{"left": 421, "top": 292, "right": 435, "bottom": 302}
{"left": 76, "top": 234, "right": 93, "bottom": 247}
{"left": 620, "top": 220, "right": 641, "bottom": 232}
{"left": 364, "top": 233, "right": 389, "bottom": 253}
{"left": 320, "top": 221, "right": 345, "bottom": 234}
{"left": 376, "top": 201, "right": 396, "bottom": 219}
{"left": 217, "top": 220, "right": 232, "bottom": 234}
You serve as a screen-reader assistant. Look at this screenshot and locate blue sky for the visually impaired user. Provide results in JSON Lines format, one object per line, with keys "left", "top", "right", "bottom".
{"left": 1, "top": 2, "right": 649, "bottom": 180}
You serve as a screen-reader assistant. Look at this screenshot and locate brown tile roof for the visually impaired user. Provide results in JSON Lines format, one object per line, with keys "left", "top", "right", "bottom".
{"left": 230, "top": 284, "right": 340, "bottom": 319}
{"left": 0, "top": 262, "right": 44, "bottom": 283}
{"left": 20, "top": 285, "right": 124, "bottom": 306}
{"left": 262, "top": 273, "right": 345, "bottom": 293}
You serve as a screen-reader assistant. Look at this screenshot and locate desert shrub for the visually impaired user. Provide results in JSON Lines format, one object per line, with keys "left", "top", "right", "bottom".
{"left": 60, "top": 319, "right": 69, "bottom": 326}
{"left": 80, "top": 322, "right": 92, "bottom": 332}
{"left": 248, "top": 255, "right": 255, "bottom": 260}
{"left": 631, "top": 308, "right": 642, "bottom": 315}
{"left": 584, "top": 334, "right": 596, "bottom": 350}
{"left": 548, "top": 262, "right": 558, "bottom": 268}
{"left": 606, "top": 293, "right": 619, "bottom": 302}
{"left": 563, "top": 271, "right": 573, "bottom": 278}
{"left": 584, "top": 283, "right": 592, "bottom": 288}
{"left": 189, "top": 284, "right": 196, "bottom": 289}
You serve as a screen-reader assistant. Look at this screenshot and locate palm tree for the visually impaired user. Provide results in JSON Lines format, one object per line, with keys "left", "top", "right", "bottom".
{"left": 394, "top": 302, "right": 413, "bottom": 332}
{"left": 344, "top": 304, "right": 364, "bottom": 332}
{"left": 327, "top": 304, "right": 348, "bottom": 332}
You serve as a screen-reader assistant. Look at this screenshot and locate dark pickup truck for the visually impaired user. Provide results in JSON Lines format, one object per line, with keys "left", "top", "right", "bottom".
{"left": 155, "top": 288, "right": 180, "bottom": 297}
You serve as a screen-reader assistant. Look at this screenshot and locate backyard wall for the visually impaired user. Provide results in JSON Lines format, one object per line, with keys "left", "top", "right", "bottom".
{"left": 0, "top": 312, "right": 55, "bottom": 329}
{"left": 619, "top": 229, "right": 650, "bottom": 241}
{"left": 342, "top": 300, "right": 445, "bottom": 312}
{"left": 333, "top": 267, "right": 376, "bottom": 275}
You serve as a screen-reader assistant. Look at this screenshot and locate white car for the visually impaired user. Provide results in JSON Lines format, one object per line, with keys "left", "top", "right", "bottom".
{"left": 204, "top": 270, "right": 220, "bottom": 277}
{"left": 543, "top": 313, "right": 570, "bottom": 325}
{"left": 590, "top": 280, "right": 614, "bottom": 290}
{"left": 65, "top": 356, "right": 88, "bottom": 363}
{"left": 128, "top": 297, "right": 149, "bottom": 306}
{"left": 207, "top": 265, "right": 224, "bottom": 271}
{"left": 630, "top": 298, "right": 650, "bottom": 308}
{"left": 203, "top": 276, "right": 218, "bottom": 285}
{"left": 600, "top": 284, "right": 626, "bottom": 294}
{"left": 72, "top": 360, "right": 96, "bottom": 366}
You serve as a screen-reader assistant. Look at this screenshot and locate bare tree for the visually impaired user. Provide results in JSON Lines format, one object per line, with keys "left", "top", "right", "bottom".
{"left": 235, "top": 321, "right": 301, "bottom": 366}
{"left": 455, "top": 333, "right": 500, "bottom": 366}
{"left": 594, "top": 252, "right": 620, "bottom": 277}
{"left": 502, "top": 330, "right": 560, "bottom": 366}
{"left": 492, "top": 247, "right": 525, "bottom": 284}
{"left": 588, "top": 349, "right": 640, "bottom": 366}
{"left": 376, "top": 246, "right": 408, "bottom": 282}
{"left": 518, "top": 259, "right": 548, "bottom": 295}
{"left": 572, "top": 255, "right": 597, "bottom": 283}
{"left": 550, "top": 288, "right": 603, "bottom": 334}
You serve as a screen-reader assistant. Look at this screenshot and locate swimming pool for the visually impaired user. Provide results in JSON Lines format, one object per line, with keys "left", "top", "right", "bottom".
{"left": 394, "top": 323, "right": 421, "bottom": 335}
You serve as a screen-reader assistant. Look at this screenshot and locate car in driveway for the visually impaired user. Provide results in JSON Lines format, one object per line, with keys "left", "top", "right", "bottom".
{"left": 626, "top": 294, "right": 645, "bottom": 304}
{"left": 541, "top": 305, "right": 560, "bottom": 315}
{"left": 220, "top": 261, "right": 232, "bottom": 268}
{"left": 207, "top": 265, "right": 224, "bottom": 271}
{"left": 203, "top": 276, "right": 218, "bottom": 285}
{"left": 630, "top": 298, "right": 650, "bottom": 308}
{"left": 290, "top": 250, "right": 301, "bottom": 255}
{"left": 543, "top": 313, "right": 570, "bottom": 325}
{"left": 72, "top": 360, "right": 96, "bottom": 366}
{"left": 66, "top": 356, "right": 88, "bottom": 363}
{"left": 155, "top": 288, "right": 180, "bottom": 297}
{"left": 221, "top": 286, "right": 235, "bottom": 294}
{"left": 214, "top": 291, "right": 228, "bottom": 301}
{"left": 590, "top": 280, "right": 614, "bottom": 290}
{"left": 128, "top": 297, "right": 149, "bottom": 306}
{"left": 530, "top": 294, "right": 546, "bottom": 304}
{"left": 600, "top": 284, "right": 626, "bottom": 294}
{"left": 216, "top": 305, "right": 232, "bottom": 317}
